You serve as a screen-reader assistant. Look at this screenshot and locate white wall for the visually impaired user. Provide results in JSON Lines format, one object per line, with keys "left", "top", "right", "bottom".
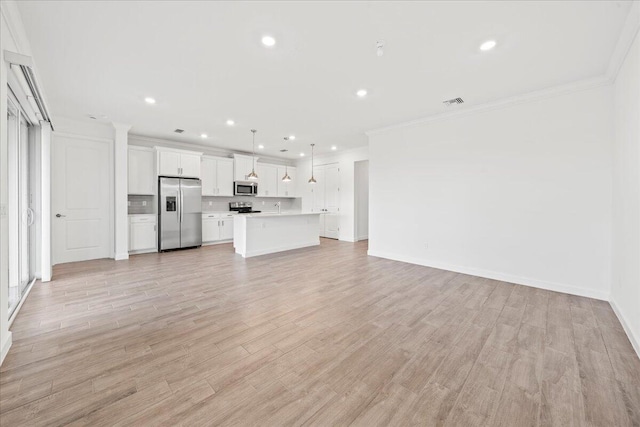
{"left": 368, "top": 85, "right": 613, "bottom": 300}
{"left": 297, "top": 146, "right": 369, "bottom": 242}
{"left": 355, "top": 160, "right": 369, "bottom": 240}
{"left": 611, "top": 28, "right": 640, "bottom": 355}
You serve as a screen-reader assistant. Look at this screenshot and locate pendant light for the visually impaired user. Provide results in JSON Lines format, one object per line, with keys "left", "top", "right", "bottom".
{"left": 308, "top": 143, "right": 317, "bottom": 184}
{"left": 247, "top": 129, "right": 258, "bottom": 180}
{"left": 282, "top": 137, "right": 292, "bottom": 182}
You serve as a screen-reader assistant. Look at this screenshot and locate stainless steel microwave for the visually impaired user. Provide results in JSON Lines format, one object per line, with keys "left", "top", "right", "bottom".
{"left": 234, "top": 181, "right": 258, "bottom": 196}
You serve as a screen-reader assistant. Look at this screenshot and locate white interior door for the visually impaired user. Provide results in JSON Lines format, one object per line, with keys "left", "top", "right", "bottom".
{"left": 52, "top": 135, "right": 111, "bottom": 264}
{"left": 312, "top": 167, "right": 326, "bottom": 212}
{"left": 323, "top": 164, "right": 340, "bottom": 239}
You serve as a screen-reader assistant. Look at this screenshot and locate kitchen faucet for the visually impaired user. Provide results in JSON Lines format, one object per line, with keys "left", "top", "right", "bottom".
{"left": 275, "top": 201, "right": 281, "bottom": 214}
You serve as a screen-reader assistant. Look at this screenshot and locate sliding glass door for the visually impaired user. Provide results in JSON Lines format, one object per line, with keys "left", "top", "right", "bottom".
{"left": 7, "top": 93, "right": 35, "bottom": 317}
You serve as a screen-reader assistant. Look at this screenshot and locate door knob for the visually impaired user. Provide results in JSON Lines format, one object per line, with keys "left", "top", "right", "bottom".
{"left": 55, "top": 213, "right": 66, "bottom": 218}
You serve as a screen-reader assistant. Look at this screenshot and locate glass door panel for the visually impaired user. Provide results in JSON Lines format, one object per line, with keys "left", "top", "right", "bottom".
{"left": 7, "top": 98, "right": 19, "bottom": 315}
{"left": 19, "top": 115, "right": 34, "bottom": 295}
{"left": 7, "top": 93, "right": 35, "bottom": 318}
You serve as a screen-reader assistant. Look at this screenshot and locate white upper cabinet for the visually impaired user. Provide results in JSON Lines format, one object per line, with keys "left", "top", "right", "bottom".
{"left": 201, "top": 157, "right": 217, "bottom": 196}
{"left": 158, "top": 150, "right": 180, "bottom": 177}
{"left": 180, "top": 153, "right": 201, "bottom": 178}
{"left": 277, "top": 166, "right": 297, "bottom": 198}
{"left": 128, "top": 146, "right": 156, "bottom": 195}
{"left": 156, "top": 148, "right": 202, "bottom": 178}
{"left": 257, "top": 164, "right": 278, "bottom": 197}
{"left": 217, "top": 159, "right": 234, "bottom": 196}
{"left": 234, "top": 154, "right": 258, "bottom": 181}
{"left": 201, "top": 156, "right": 234, "bottom": 196}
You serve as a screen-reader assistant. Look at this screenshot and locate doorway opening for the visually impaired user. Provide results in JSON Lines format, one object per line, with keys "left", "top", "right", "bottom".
{"left": 354, "top": 160, "right": 369, "bottom": 242}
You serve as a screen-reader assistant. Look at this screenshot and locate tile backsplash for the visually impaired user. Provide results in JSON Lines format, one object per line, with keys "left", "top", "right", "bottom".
{"left": 202, "top": 196, "right": 301, "bottom": 213}
{"left": 128, "top": 195, "right": 301, "bottom": 215}
{"left": 128, "top": 195, "right": 156, "bottom": 214}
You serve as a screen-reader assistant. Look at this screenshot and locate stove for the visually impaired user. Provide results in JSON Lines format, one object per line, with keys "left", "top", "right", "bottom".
{"left": 229, "top": 201, "right": 261, "bottom": 214}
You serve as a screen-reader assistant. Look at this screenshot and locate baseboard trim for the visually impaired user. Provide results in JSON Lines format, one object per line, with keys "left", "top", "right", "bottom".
{"left": 202, "top": 240, "right": 233, "bottom": 247}
{"left": 609, "top": 298, "right": 640, "bottom": 359}
{"left": 1, "top": 331, "right": 12, "bottom": 366}
{"left": 367, "top": 249, "right": 609, "bottom": 301}
{"left": 240, "top": 241, "right": 320, "bottom": 258}
{"left": 114, "top": 252, "right": 130, "bottom": 261}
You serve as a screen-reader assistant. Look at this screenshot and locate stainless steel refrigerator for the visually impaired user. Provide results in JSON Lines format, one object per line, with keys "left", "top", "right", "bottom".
{"left": 158, "top": 177, "right": 202, "bottom": 251}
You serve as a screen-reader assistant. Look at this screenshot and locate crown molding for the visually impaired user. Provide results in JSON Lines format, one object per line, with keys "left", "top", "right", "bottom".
{"left": 606, "top": 0, "right": 640, "bottom": 83}
{"left": 111, "top": 122, "right": 132, "bottom": 133}
{"left": 366, "top": 75, "right": 610, "bottom": 136}
{"left": 129, "top": 133, "right": 293, "bottom": 166}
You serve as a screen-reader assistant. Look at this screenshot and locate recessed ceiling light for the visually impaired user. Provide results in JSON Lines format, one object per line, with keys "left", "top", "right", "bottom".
{"left": 289, "top": 135, "right": 296, "bottom": 140}
{"left": 226, "top": 119, "right": 235, "bottom": 126}
{"left": 144, "top": 97, "right": 156, "bottom": 104}
{"left": 261, "top": 36, "right": 276, "bottom": 47}
{"left": 300, "top": 153, "right": 305, "bottom": 157}
{"left": 201, "top": 133, "right": 208, "bottom": 139}
{"left": 258, "top": 144, "right": 264, "bottom": 149}
{"left": 480, "top": 40, "right": 497, "bottom": 51}
{"left": 356, "top": 89, "right": 368, "bottom": 97}
{"left": 331, "top": 146, "right": 337, "bottom": 151}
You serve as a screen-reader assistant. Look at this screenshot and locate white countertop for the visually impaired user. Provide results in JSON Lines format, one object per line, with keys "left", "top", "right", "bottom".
{"left": 202, "top": 211, "right": 237, "bottom": 215}
{"left": 237, "top": 211, "right": 320, "bottom": 218}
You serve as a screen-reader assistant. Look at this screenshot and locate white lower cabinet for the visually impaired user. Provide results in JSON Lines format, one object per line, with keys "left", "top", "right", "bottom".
{"left": 202, "top": 213, "right": 235, "bottom": 244}
{"left": 220, "top": 218, "right": 234, "bottom": 240}
{"left": 129, "top": 215, "right": 157, "bottom": 253}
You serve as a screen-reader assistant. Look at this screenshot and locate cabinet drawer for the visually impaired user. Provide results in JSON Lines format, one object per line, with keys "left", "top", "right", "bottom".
{"left": 129, "top": 215, "right": 157, "bottom": 224}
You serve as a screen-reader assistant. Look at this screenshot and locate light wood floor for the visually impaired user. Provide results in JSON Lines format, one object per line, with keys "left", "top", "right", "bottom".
{"left": 1, "top": 239, "right": 639, "bottom": 426}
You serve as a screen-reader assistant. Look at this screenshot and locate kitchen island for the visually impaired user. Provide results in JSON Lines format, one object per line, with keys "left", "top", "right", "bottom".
{"left": 233, "top": 212, "right": 321, "bottom": 258}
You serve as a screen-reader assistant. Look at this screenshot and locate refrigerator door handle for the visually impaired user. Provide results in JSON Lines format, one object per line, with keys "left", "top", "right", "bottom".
{"left": 180, "top": 189, "right": 184, "bottom": 223}
{"left": 176, "top": 188, "right": 181, "bottom": 224}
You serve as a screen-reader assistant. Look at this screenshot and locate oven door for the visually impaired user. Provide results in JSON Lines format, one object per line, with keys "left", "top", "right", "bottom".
{"left": 234, "top": 182, "right": 257, "bottom": 196}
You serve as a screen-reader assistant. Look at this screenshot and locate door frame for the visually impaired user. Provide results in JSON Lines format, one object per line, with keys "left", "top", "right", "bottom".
{"left": 6, "top": 87, "right": 41, "bottom": 324}
{"left": 51, "top": 132, "right": 114, "bottom": 264}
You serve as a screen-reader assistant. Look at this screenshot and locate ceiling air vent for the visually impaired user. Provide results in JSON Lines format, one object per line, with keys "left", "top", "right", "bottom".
{"left": 443, "top": 97, "right": 464, "bottom": 106}
{"left": 174, "top": 128, "right": 185, "bottom": 133}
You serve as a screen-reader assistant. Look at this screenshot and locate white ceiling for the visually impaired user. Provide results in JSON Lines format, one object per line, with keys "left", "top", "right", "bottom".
{"left": 18, "top": 1, "right": 632, "bottom": 158}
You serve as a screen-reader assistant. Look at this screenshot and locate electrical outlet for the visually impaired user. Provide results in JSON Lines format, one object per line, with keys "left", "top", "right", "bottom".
{"left": 127, "top": 201, "right": 131, "bottom": 206}
{"left": 209, "top": 201, "right": 212, "bottom": 206}
{"left": 142, "top": 201, "right": 147, "bottom": 206}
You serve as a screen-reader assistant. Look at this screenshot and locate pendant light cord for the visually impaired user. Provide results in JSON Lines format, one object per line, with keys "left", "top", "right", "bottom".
{"left": 251, "top": 129, "right": 256, "bottom": 173}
